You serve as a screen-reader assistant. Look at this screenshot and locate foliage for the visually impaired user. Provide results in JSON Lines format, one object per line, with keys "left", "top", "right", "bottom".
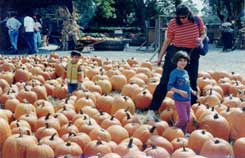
{"left": 155, "top": 0, "right": 176, "bottom": 17}
{"left": 73, "top": 0, "right": 206, "bottom": 32}
{"left": 94, "top": 0, "right": 115, "bottom": 19}
{"left": 73, "top": 0, "right": 96, "bottom": 26}
{"left": 204, "top": 0, "right": 244, "bottom": 27}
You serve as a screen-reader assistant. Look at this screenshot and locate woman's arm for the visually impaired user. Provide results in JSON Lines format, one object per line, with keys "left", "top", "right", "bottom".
{"left": 157, "top": 37, "right": 172, "bottom": 66}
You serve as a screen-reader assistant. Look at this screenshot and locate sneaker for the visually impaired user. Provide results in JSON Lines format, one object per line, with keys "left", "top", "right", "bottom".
{"left": 145, "top": 110, "right": 159, "bottom": 123}
{"left": 184, "top": 133, "right": 190, "bottom": 138}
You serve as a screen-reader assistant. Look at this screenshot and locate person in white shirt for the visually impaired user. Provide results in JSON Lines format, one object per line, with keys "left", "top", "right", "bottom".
{"left": 6, "top": 12, "right": 22, "bottom": 53}
{"left": 24, "top": 13, "right": 36, "bottom": 54}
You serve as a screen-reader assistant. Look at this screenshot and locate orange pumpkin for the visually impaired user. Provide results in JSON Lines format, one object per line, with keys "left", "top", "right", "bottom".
{"left": 200, "top": 138, "right": 234, "bottom": 158}
{"left": 107, "top": 125, "right": 129, "bottom": 144}
{"left": 233, "top": 137, "right": 245, "bottom": 158}
{"left": 0, "top": 118, "right": 12, "bottom": 150}
{"left": 144, "top": 145, "right": 170, "bottom": 158}
{"left": 171, "top": 146, "right": 196, "bottom": 158}
{"left": 2, "top": 133, "right": 37, "bottom": 158}
{"left": 26, "top": 143, "right": 54, "bottom": 158}
{"left": 55, "top": 142, "right": 83, "bottom": 157}
{"left": 134, "top": 89, "right": 152, "bottom": 110}
{"left": 187, "top": 129, "right": 213, "bottom": 154}
{"left": 111, "top": 95, "right": 135, "bottom": 115}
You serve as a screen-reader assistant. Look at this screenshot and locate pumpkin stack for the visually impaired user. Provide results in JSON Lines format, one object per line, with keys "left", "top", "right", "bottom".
{"left": 0, "top": 54, "right": 243, "bottom": 158}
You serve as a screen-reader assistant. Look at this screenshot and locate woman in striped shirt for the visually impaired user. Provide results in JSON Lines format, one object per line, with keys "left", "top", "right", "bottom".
{"left": 146, "top": 4, "right": 206, "bottom": 121}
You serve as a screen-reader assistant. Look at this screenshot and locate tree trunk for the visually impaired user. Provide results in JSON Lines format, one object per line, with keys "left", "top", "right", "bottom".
{"left": 134, "top": 0, "right": 147, "bottom": 34}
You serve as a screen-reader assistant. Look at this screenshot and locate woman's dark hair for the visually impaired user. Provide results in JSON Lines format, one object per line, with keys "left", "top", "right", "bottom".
{"left": 175, "top": 4, "right": 195, "bottom": 25}
{"left": 171, "top": 51, "right": 190, "bottom": 64}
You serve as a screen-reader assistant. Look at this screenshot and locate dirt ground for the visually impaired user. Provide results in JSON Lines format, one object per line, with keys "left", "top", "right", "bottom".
{"left": 1, "top": 44, "right": 245, "bottom": 77}
{"left": 84, "top": 44, "right": 245, "bottom": 77}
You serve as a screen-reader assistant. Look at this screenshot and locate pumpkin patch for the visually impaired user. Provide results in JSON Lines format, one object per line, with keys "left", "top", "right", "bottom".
{"left": 0, "top": 53, "right": 244, "bottom": 158}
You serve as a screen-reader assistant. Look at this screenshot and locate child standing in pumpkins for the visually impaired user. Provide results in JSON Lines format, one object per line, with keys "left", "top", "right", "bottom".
{"left": 167, "top": 51, "right": 197, "bottom": 133}
{"left": 63, "top": 50, "right": 83, "bottom": 94}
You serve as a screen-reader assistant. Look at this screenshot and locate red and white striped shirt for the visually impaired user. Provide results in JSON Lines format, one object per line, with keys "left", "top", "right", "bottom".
{"left": 167, "top": 17, "right": 205, "bottom": 48}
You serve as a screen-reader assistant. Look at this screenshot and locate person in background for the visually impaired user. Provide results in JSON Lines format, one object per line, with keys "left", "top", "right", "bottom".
{"left": 63, "top": 50, "right": 83, "bottom": 95}
{"left": 221, "top": 22, "right": 234, "bottom": 52}
{"left": 42, "top": 25, "right": 49, "bottom": 47}
{"left": 24, "top": 12, "right": 36, "bottom": 54}
{"left": 6, "top": 12, "right": 22, "bottom": 54}
{"left": 167, "top": 51, "right": 196, "bottom": 133}
{"left": 33, "top": 15, "right": 42, "bottom": 52}
{"left": 145, "top": 4, "right": 206, "bottom": 121}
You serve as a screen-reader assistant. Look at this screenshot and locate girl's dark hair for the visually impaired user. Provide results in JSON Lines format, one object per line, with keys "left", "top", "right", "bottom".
{"left": 171, "top": 51, "right": 190, "bottom": 64}
{"left": 175, "top": 4, "right": 195, "bottom": 25}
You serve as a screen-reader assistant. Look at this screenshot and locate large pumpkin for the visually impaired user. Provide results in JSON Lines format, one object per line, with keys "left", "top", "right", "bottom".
{"left": 233, "top": 137, "right": 245, "bottom": 158}
{"left": 0, "top": 118, "right": 12, "bottom": 150}
{"left": 187, "top": 129, "right": 213, "bottom": 154}
{"left": 26, "top": 143, "right": 54, "bottom": 158}
{"left": 200, "top": 138, "right": 234, "bottom": 158}
{"left": 111, "top": 95, "right": 135, "bottom": 115}
{"left": 2, "top": 134, "right": 37, "bottom": 158}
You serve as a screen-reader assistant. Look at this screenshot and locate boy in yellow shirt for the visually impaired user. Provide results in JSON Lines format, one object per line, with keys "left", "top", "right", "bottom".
{"left": 63, "top": 50, "right": 83, "bottom": 94}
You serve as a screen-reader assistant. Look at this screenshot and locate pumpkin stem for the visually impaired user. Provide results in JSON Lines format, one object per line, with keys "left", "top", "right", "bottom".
{"left": 18, "top": 132, "right": 23, "bottom": 138}
{"left": 213, "top": 113, "right": 219, "bottom": 119}
{"left": 88, "top": 118, "right": 92, "bottom": 125}
{"left": 99, "top": 111, "right": 103, "bottom": 115}
{"left": 65, "top": 97, "right": 69, "bottom": 104}
{"left": 68, "top": 121, "right": 72, "bottom": 127}
{"left": 151, "top": 144, "right": 157, "bottom": 149}
{"left": 123, "top": 96, "right": 128, "bottom": 101}
{"left": 50, "top": 133, "right": 57, "bottom": 140}
{"left": 126, "top": 112, "right": 131, "bottom": 120}
{"left": 182, "top": 145, "right": 187, "bottom": 152}
{"left": 142, "top": 144, "right": 147, "bottom": 150}
{"left": 96, "top": 140, "right": 102, "bottom": 145}
{"left": 128, "top": 138, "right": 133, "bottom": 148}
{"left": 169, "top": 115, "right": 175, "bottom": 126}
{"left": 68, "top": 132, "right": 76, "bottom": 137}
{"left": 110, "top": 116, "right": 114, "bottom": 120}
{"left": 24, "top": 85, "right": 29, "bottom": 91}
{"left": 226, "top": 106, "right": 230, "bottom": 112}
{"left": 229, "top": 95, "right": 233, "bottom": 100}
{"left": 192, "top": 119, "right": 199, "bottom": 129}
{"left": 124, "top": 107, "right": 129, "bottom": 112}
{"left": 236, "top": 81, "right": 239, "bottom": 86}
{"left": 242, "top": 107, "right": 245, "bottom": 112}
{"left": 149, "top": 126, "right": 156, "bottom": 133}
{"left": 86, "top": 95, "right": 89, "bottom": 99}
{"left": 66, "top": 142, "right": 71, "bottom": 146}
{"left": 45, "top": 113, "right": 51, "bottom": 120}
{"left": 201, "top": 130, "right": 206, "bottom": 135}
{"left": 214, "top": 139, "right": 220, "bottom": 144}
{"left": 45, "top": 123, "right": 49, "bottom": 128}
